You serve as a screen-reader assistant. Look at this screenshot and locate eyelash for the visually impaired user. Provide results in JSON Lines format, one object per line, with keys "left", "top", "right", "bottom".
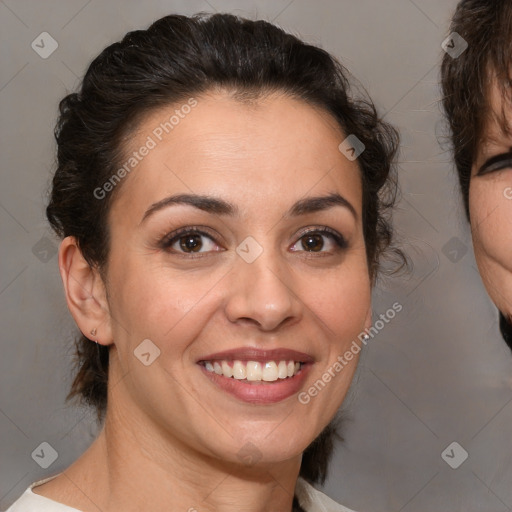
{"left": 478, "top": 152, "right": 512, "bottom": 176}
{"left": 158, "top": 226, "right": 348, "bottom": 259}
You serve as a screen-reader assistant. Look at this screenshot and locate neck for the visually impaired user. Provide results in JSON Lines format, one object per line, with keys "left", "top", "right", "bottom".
{"left": 64, "top": 401, "right": 302, "bottom": 512}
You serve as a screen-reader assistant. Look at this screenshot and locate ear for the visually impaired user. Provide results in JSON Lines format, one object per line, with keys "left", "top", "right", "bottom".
{"left": 58, "top": 236, "right": 113, "bottom": 346}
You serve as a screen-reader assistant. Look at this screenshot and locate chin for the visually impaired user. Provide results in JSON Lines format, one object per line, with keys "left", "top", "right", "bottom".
{"left": 207, "top": 427, "right": 313, "bottom": 467}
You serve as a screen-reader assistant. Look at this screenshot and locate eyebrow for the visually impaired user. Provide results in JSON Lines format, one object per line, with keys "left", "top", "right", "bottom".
{"left": 140, "top": 192, "right": 357, "bottom": 224}
{"left": 477, "top": 147, "right": 512, "bottom": 175}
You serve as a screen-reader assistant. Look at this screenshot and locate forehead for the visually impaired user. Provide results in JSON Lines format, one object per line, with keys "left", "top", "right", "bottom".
{"left": 112, "top": 91, "right": 363, "bottom": 219}
{"left": 133, "top": 90, "right": 346, "bottom": 155}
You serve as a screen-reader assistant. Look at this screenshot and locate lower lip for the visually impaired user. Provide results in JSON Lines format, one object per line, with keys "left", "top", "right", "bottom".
{"left": 199, "top": 364, "right": 312, "bottom": 404}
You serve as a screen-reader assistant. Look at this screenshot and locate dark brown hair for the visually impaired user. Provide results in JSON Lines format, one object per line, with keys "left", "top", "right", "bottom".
{"left": 46, "top": 12, "right": 400, "bottom": 493}
{"left": 441, "top": 0, "right": 512, "bottom": 220}
{"left": 441, "top": 1, "right": 512, "bottom": 352}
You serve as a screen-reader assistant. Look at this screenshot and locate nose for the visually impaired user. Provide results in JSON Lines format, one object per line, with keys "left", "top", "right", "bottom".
{"left": 224, "top": 249, "right": 302, "bottom": 332}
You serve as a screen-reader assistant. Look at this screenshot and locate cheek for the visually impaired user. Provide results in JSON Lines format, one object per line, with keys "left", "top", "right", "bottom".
{"left": 300, "top": 261, "right": 371, "bottom": 338}
{"left": 106, "top": 252, "right": 219, "bottom": 347}
{"left": 470, "top": 180, "right": 512, "bottom": 268}
{"left": 469, "top": 179, "right": 512, "bottom": 316}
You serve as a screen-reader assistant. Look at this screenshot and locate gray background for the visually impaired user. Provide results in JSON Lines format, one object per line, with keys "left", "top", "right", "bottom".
{"left": 1, "top": 1, "right": 512, "bottom": 511}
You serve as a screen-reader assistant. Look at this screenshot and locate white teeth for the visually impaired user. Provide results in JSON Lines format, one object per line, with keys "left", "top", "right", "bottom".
{"left": 278, "top": 361, "right": 288, "bottom": 379}
{"left": 232, "top": 360, "right": 246, "bottom": 380}
{"left": 246, "top": 361, "right": 262, "bottom": 381}
{"left": 203, "top": 359, "right": 303, "bottom": 381}
{"left": 262, "top": 361, "right": 278, "bottom": 381}
{"left": 221, "top": 361, "right": 233, "bottom": 378}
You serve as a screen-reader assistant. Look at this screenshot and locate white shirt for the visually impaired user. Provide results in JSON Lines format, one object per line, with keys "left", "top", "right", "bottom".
{"left": 5, "top": 474, "right": 356, "bottom": 512}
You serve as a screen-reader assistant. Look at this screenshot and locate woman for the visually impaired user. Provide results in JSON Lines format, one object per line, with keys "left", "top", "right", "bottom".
{"left": 7, "top": 13, "right": 399, "bottom": 512}
{"left": 441, "top": 1, "right": 512, "bottom": 349}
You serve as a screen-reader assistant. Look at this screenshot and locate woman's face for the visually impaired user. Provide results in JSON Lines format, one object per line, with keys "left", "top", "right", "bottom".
{"left": 101, "top": 91, "right": 371, "bottom": 466}
{"left": 469, "top": 80, "right": 512, "bottom": 319}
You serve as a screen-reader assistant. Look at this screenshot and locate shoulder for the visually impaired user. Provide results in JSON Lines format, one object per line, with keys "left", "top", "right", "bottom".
{"left": 6, "top": 475, "right": 354, "bottom": 512}
{"left": 4, "top": 476, "right": 82, "bottom": 512}
{"left": 295, "top": 477, "right": 358, "bottom": 512}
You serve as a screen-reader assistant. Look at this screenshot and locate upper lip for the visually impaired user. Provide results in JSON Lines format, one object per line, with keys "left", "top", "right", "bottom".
{"left": 197, "top": 347, "right": 315, "bottom": 364}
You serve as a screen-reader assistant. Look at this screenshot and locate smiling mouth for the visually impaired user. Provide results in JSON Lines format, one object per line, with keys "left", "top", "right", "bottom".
{"left": 199, "top": 359, "right": 303, "bottom": 382}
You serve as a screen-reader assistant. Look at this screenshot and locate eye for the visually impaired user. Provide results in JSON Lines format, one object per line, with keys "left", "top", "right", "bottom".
{"left": 159, "top": 226, "right": 348, "bottom": 258}
{"left": 159, "top": 227, "right": 223, "bottom": 256}
{"left": 477, "top": 151, "right": 512, "bottom": 176}
{"left": 290, "top": 228, "right": 347, "bottom": 254}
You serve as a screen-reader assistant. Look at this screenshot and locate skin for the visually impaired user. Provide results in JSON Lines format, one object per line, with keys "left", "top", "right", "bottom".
{"left": 469, "top": 78, "right": 512, "bottom": 321}
{"left": 35, "top": 90, "right": 372, "bottom": 512}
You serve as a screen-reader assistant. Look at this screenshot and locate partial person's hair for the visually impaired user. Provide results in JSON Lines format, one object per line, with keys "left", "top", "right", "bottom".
{"left": 441, "top": 0, "right": 512, "bottom": 219}
{"left": 46, "top": 12, "right": 400, "bottom": 492}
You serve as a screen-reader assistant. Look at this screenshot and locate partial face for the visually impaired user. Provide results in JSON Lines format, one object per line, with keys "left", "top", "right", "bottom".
{"left": 469, "top": 79, "right": 512, "bottom": 319}
{"left": 102, "top": 91, "right": 371, "bottom": 466}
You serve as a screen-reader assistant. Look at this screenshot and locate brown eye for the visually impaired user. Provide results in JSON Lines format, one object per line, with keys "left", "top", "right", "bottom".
{"left": 301, "top": 233, "right": 324, "bottom": 252}
{"left": 160, "top": 228, "right": 222, "bottom": 255}
{"left": 291, "top": 228, "right": 347, "bottom": 254}
{"left": 179, "top": 233, "right": 203, "bottom": 252}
